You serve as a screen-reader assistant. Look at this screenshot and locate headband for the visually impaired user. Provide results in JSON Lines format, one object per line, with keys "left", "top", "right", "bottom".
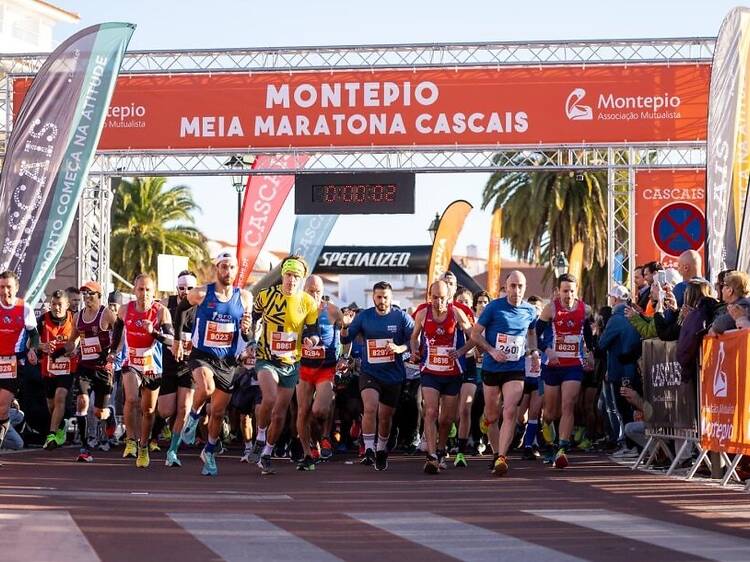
{"left": 281, "top": 258, "right": 306, "bottom": 277}
{"left": 214, "top": 252, "right": 238, "bottom": 266}
{"left": 177, "top": 275, "right": 197, "bottom": 288}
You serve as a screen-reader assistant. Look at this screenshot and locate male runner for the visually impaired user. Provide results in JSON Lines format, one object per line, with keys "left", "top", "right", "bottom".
{"left": 63, "top": 281, "right": 117, "bottom": 462}
{"left": 519, "top": 295, "right": 545, "bottom": 460}
{"left": 37, "top": 290, "right": 77, "bottom": 449}
{"left": 536, "top": 273, "right": 593, "bottom": 469}
{"left": 66, "top": 286, "right": 82, "bottom": 314}
{"left": 410, "top": 281, "right": 473, "bottom": 474}
{"left": 341, "top": 281, "right": 414, "bottom": 471}
{"left": 0, "top": 271, "right": 39, "bottom": 454}
{"left": 296, "top": 275, "right": 343, "bottom": 471}
{"left": 470, "top": 271, "right": 540, "bottom": 476}
{"left": 159, "top": 270, "right": 197, "bottom": 467}
{"left": 111, "top": 274, "right": 173, "bottom": 468}
{"left": 175, "top": 252, "right": 252, "bottom": 476}
{"left": 252, "top": 255, "right": 319, "bottom": 475}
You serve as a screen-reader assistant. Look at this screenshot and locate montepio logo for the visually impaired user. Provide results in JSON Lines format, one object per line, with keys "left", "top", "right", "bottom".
{"left": 712, "top": 341, "right": 728, "bottom": 398}
{"left": 565, "top": 88, "right": 592, "bottom": 120}
{"left": 564, "top": 88, "right": 682, "bottom": 121}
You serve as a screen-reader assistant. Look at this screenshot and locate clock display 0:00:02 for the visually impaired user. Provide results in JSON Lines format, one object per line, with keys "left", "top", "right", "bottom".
{"left": 311, "top": 183, "right": 398, "bottom": 204}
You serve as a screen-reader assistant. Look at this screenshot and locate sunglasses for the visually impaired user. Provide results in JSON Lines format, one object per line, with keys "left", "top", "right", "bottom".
{"left": 177, "top": 286, "right": 195, "bottom": 291}
{"left": 81, "top": 290, "right": 100, "bottom": 296}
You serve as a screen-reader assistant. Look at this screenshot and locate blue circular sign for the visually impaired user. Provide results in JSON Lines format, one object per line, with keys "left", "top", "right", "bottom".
{"left": 652, "top": 202, "right": 705, "bottom": 256}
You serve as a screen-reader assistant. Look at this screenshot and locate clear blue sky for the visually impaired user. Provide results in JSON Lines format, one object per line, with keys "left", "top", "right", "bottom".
{"left": 54, "top": 0, "right": 738, "bottom": 257}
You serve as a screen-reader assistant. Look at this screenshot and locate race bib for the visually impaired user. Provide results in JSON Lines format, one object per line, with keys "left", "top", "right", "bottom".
{"left": 426, "top": 345, "right": 456, "bottom": 372}
{"left": 366, "top": 338, "right": 395, "bottom": 364}
{"left": 180, "top": 331, "right": 193, "bottom": 354}
{"left": 0, "top": 355, "right": 17, "bottom": 379}
{"left": 495, "top": 333, "right": 525, "bottom": 362}
{"left": 128, "top": 347, "right": 156, "bottom": 375}
{"left": 270, "top": 331, "right": 297, "bottom": 358}
{"left": 243, "top": 349, "right": 257, "bottom": 369}
{"left": 80, "top": 336, "right": 102, "bottom": 361}
{"left": 525, "top": 355, "right": 541, "bottom": 378}
{"left": 301, "top": 345, "right": 326, "bottom": 360}
{"left": 554, "top": 335, "right": 581, "bottom": 359}
{"left": 204, "top": 320, "right": 234, "bottom": 348}
{"left": 47, "top": 356, "right": 71, "bottom": 376}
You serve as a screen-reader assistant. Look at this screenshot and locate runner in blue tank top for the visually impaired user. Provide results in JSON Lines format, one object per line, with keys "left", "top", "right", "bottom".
{"left": 172, "top": 252, "right": 253, "bottom": 476}
{"left": 296, "top": 275, "right": 344, "bottom": 470}
{"left": 471, "top": 270, "right": 540, "bottom": 478}
{"left": 340, "top": 281, "right": 414, "bottom": 471}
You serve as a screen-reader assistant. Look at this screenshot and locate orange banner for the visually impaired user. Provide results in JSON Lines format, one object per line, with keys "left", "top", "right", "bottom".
{"left": 487, "top": 209, "right": 502, "bottom": 297}
{"left": 634, "top": 169, "right": 706, "bottom": 269}
{"left": 700, "top": 329, "right": 750, "bottom": 456}
{"left": 13, "top": 64, "right": 710, "bottom": 150}
{"left": 427, "top": 200, "right": 473, "bottom": 289}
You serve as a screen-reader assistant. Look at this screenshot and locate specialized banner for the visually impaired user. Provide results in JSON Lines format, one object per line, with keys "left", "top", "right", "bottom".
{"left": 0, "top": 23, "right": 134, "bottom": 305}
{"left": 706, "top": 7, "right": 750, "bottom": 282}
{"left": 700, "top": 329, "right": 750, "bottom": 455}
{"left": 427, "top": 201, "right": 473, "bottom": 289}
{"left": 235, "top": 154, "right": 308, "bottom": 288}
{"left": 568, "top": 241, "right": 585, "bottom": 285}
{"left": 634, "top": 169, "right": 706, "bottom": 269}
{"left": 641, "top": 339, "right": 697, "bottom": 430}
{"left": 487, "top": 209, "right": 502, "bottom": 298}
{"left": 290, "top": 214, "right": 339, "bottom": 272}
{"left": 13, "top": 64, "right": 710, "bottom": 150}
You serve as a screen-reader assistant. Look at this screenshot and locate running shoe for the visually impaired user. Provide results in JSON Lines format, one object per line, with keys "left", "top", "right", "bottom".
{"left": 181, "top": 415, "right": 199, "bottom": 445}
{"left": 310, "top": 444, "right": 321, "bottom": 461}
{"left": 611, "top": 446, "right": 639, "bottom": 459}
{"left": 360, "top": 448, "right": 376, "bottom": 466}
{"left": 578, "top": 437, "right": 593, "bottom": 452}
{"left": 543, "top": 448, "right": 556, "bottom": 464}
{"left": 54, "top": 427, "right": 66, "bottom": 446}
{"left": 200, "top": 449, "right": 218, "bottom": 476}
{"left": 553, "top": 448, "right": 569, "bottom": 469}
{"left": 43, "top": 433, "right": 58, "bottom": 450}
{"left": 437, "top": 451, "right": 448, "bottom": 470}
{"left": 320, "top": 437, "right": 333, "bottom": 460}
{"left": 290, "top": 438, "right": 305, "bottom": 463}
{"left": 258, "top": 454, "right": 274, "bottom": 475}
{"left": 488, "top": 453, "right": 499, "bottom": 471}
{"left": 522, "top": 446, "right": 538, "bottom": 460}
{"left": 77, "top": 450, "right": 94, "bottom": 463}
{"left": 161, "top": 426, "right": 172, "bottom": 441}
{"left": 386, "top": 427, "right": 399, "bottom": 452}
{"left": 165, "top": 450, "right": 181, "bottom": 467}
{"left": 249, "top": 440, "right": 265, "bottom": 463}
{"left": 573, "top": 426, "right": 586, "bottom": 444}
{"left": 240, "top": 446, "right": 253, "bottom": 463}
{"left": 423, "top": 456, "right": 440, "bottom": 475}
{"left": 541, "top": 422, "right": 556, "bottom": 444}
{"left": 98, "top": 439, "right": 111, "bottom": 452}
{"left": 349, "top": 419, "right": 361, "bottom": 440}
{"left": 375, "top": 450, "right": 388, "bottom": 471}
{"left": 122, "top": 438, "right": 137, "bottom": 458}
{"left": 453, "top": 452, "right": 468, "bottom": 468}
{"left": 136, "top": 446, "right": 150, "bottom": 468}
{"left": 296, "top": 455, "right": 316, "bottom": 471}
{"left": 148, "top": 439, "right": 161, "bottom": 453}
{"left": 492, "top": 455, "right": 509, "bottom": 476}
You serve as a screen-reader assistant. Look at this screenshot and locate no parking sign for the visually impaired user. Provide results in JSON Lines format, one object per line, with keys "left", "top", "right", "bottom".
{"left": 634, "top": 170, "right": 706, "bottom": 268}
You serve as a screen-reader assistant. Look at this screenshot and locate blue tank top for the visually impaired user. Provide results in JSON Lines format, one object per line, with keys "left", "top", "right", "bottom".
{"left": 192, "top": 284, "right": 244, "bottom": 359}
{"left": 301, "top": 303, "right": 339, "bottom": 367}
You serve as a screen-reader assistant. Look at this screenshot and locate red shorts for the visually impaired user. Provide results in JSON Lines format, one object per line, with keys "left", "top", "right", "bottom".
{"left": 299, "top": 364, "right": 336, "bottom": 386}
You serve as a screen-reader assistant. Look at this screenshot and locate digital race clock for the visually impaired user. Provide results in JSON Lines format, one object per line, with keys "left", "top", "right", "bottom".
{"left": 294, "top": 172, "right": 415, "bottom": 215}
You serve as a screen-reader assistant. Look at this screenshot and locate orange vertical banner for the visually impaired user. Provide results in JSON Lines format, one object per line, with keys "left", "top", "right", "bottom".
{"left": 427, "top": 200, "right": 473, "bottom": 290}
{"left": 487, "top": 208, "right": 503, "bottom": 297}
{"left": 568, "top": 241, "right": 584, "bottom": 283}
{"left": 700, "top": 329, "right": 750, "bottom": 456}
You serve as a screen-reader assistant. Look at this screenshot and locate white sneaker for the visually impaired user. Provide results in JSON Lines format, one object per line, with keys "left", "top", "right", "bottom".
{"left": 612, "top": 446, "right": 638, "bottom": 458}
{"left": 240, "top": 447, "right": 252, "bottom": 463}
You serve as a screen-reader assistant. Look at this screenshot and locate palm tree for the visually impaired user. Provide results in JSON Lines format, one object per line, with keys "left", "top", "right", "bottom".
{"left": 110, "top": 177, "right": 209, "bottom": 287}
{"left": 482, "top": 152, "right": 609, "bottom": 305}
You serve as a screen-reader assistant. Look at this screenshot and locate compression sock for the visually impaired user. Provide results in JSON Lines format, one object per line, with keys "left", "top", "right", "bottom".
{"left": 204, "top": 437, "right": 217, "bottom": 454}
{"left": 376, "top": 434, "right": 389, "bottom": 452}
{"left": 262, "top": 443, "right": 274, "bottom": 457}
{"left": 523, "top": 420, "right": 538, "bottom": 449}
{"left": 363, "top": 433, "right": 375, "bottom": 451}
{"left": 169, "top": 430, "right": 181, "bottom": 453}
{"left": 76, "top": 414, "right": 88, "bottom": 450}
{"left": 256, "top": 426, "right": 267, "bottom": 443}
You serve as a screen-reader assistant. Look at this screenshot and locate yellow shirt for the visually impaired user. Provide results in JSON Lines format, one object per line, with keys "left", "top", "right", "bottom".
{"left": 253, "top": 285, "right": 318, "bottom": 365}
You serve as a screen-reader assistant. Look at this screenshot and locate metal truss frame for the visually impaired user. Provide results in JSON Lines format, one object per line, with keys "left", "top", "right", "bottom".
{"left": 0, "top": 37, "right": 714, "bottom": 288}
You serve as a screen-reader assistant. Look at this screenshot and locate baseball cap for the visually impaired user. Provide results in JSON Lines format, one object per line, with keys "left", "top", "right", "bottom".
{"left": 608, "top": 285, "right": 630, "bottom": 300}
{"left": 214, "top": 251, "right": 238, "bottom": 265}
{"left": 80, "top": 281, "right": 103, "bottom": 294}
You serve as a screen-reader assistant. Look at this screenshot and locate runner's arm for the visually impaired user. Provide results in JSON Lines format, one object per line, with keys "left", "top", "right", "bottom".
{"left": 240, "top": 289, "right": 253, "bottom": 341}
{"left": 173, "top": 294, "right": 194, "bottom": 339}
{"left": 302, "top": 298, "right": 321, "bottom": 346}
{"left": 63, "top": 312, "right": 81, "bottom": 354}
{"left": 152, "top": 306, "right": 174, "bottom": 346}
{"left": 409, "top": 309, "right": 425, "bottom": 358}
{"left": 470, "top": 321, "right": 494, "bottom": 354}
{"left": 583, "top": 320, "right": 595, "bottom": 351}
{"left": 339, "top": 311, "right": 362, "bottom": 344}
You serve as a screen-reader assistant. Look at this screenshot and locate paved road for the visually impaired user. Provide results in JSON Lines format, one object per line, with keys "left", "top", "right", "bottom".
{"left": 1, "top": 447, "right": 749, "bottom": 561}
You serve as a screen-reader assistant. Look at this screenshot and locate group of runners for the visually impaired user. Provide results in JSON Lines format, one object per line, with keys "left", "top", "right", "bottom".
{"left": 0, "top": 252, "right": 595, "bottom": 478}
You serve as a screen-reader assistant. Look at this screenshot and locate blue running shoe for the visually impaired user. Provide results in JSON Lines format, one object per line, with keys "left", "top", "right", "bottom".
{"left": 181, "top": 415, "right": 199, "bottom": 445}
{"left": 200, "top": 448, "right": 218, "bottom": 476}
{"left": 165, "top": 450, "right": 182, "bottom": 467}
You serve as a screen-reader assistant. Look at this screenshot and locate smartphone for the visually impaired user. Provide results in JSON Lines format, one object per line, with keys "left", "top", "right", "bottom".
{"left": 621, "top": 378, "right": 632, "bottom": 388}
{"left": 656, "top": 270, "right": 667, "bottom": 285}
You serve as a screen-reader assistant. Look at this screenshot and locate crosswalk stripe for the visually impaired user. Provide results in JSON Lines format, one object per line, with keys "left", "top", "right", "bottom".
{"left": 347, "top": 511, "right": 587, "bottom": 562}
{"left": 167, "top": 513, "right": 343, "bottom": 562}
{"left": 525, "top": 509, "right": 750, "bottom": 562}
{"left": 0, "top": 510, "right": 100, "bottom": 561}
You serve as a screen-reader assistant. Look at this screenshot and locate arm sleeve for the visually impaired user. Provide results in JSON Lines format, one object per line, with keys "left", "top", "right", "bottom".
{"left": 111, "top": 317, "right": 125, "bottom": 350}
{"left": 536, "top": 319, "right": 551, "bottom": 349}
{"left": 153, "top": 322, "right": 174, "bottom": 346}
{"left": 26, "top": 327, "right": 40, "bottom": 350}
{"left": 173, "top": 297, "right": 192, "bottom": 337}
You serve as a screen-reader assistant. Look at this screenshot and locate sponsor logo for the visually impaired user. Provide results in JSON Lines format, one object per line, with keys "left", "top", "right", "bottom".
{"left": 318, "top": 251, "right": 411, "bottom": 269}
{"left": 105, "top": 103, "right": 146, "bottom": 129}
{"left": 565, "top": 88, "right": 683, "bottom": 122}
{"left": 712, "top": 342, "right": 728, "bottom": 398}
{"left": 565, "top": 88, "right": 592, "bottom": 120}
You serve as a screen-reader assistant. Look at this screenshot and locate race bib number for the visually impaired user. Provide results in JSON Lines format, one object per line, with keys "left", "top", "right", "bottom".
{"left": 180, "top": 331, "right": 193, "bottom": 354}
{"left": 366, "top": 338, "right": 395, "bottom": 364}
{"left": 426, "top": 345, "right": 456, "bottom": 372}
{"left": 270, "top": 331, "right": 297, "bottom": 358}
{"left": 243, "top": 348, "right": 257, "bottom": 369}
{"left": 47, "top": 356, "right": 71, "bottom": 376}
{"left": 80, "top": 336, "right": 102, "bottom": 361}
{"left": 0, "top": 355, "right": 17, "bottom": 379}
{"left": 525, "top": 355, "right": 541, "bottom": 378}
{"left": 554, "top": 335, "right": 581, "bottom": 359}
{"left": 129, "top": 347, "right": 156, "bottom": 375}
{"left": 301, "top": 345, "right": 326, "bottom": 360}
{"left": 204, "top": 321, "right": 234, "bottom": 349}
{"left": 495, "top": 333, "right": 525, "bottom": 362}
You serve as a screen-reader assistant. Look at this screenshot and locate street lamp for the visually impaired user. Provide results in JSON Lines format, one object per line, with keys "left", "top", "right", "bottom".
{"left": 553, "top": 251, "right": 569, "bottom": 278}
{"left": 224, "top": 154, "right": 255, "bottom": 234}
{"left": 427, "top": 212, "right": 440, "bottom": 242}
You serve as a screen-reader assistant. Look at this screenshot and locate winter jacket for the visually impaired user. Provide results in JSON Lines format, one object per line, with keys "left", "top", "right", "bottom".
{"left": 597, "top": 303, "right": 643, "bottom": 383}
